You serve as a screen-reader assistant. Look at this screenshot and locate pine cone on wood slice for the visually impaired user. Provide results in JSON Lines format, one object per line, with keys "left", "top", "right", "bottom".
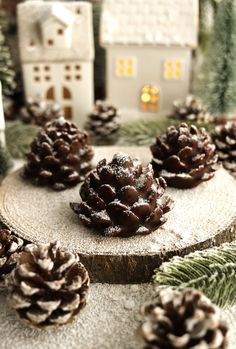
{"left": 23, "top": 117, "right": 94, "bottom": 190}
{"left": 169, "top": 95, "right": 214, "bottom": 124}
{"left": 70, "top": 153, "right": 173, "bottom": 237}
{"left": 7, "top": 242, "right": 90, "bottom": 328}
{"left": 150, "top": 123, "right": 218, "bottom": 189}
{"left": 0, "top": 229, "right": 23, "bottom": 289}
{"left": 211, "top": 122, "right": 236, "bottom": 179}
{"left": 141, "top": 288, "right": 228, "bottom": 349}
{"left": 20, "top": 96, "right": 63, "bottom": 126}
{"left": 85, "top": 100, "right": 120, "bottom": 145}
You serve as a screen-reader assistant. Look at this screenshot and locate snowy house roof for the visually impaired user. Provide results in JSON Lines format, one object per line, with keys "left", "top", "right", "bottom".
{"left": 100, "top": 0, "right": 199, "bottom": 48}
{"left": 17, "top": 1, "right": 94, "bottom": 63}
{"left": 40, "top": 4, "right": 75, "bottom": 28}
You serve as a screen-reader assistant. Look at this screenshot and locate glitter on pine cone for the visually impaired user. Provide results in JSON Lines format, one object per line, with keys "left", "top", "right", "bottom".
{"left": 20, "top": 96, "right": 63, "bottom": 126}
{"left": 168, "top": 95, "right": 214, "bottom": 124}
{"left": 150, "top": 123, "right": 218, "bottom": 189}
{"left": 0, "top": 229, "right": 23, "bottom": 288}
{"left": 85, "top": 100, "right": 120, "bottom": 145}
{"left": 8, "top": 241, "right": 90, "bottom": 327}
{"left": 212, "top": 122, "right": 236, "bottom": 179}
{"left": 23, "top": 117, "right": 94, "bottom": 190}
{"left": 70, "top": 153, "right": 173, "bottom": 237}
{"left": 141, "top": 288, "right": 228, "bottom": 349}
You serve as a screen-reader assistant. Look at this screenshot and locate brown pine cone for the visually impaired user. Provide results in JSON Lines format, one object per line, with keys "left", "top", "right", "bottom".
{"left": 70, "top": 153, "right": 173, "bottom": 237}
{"left": 169, "top": 95, "right": 214, "bottom": 123}
{"left": 23, "top": 117, "right": 94, "bottom": 190}
{"left": 20, "top": 96, "right": 63, "bottom": 126}
{"left": 211, "top": 122, "right": 236, "bottom": 178}
{"left": 150, "top": 123, "right": 218, "bottom": 189}
{"left": 85, "top": 100, "right": 120, "bottom": 145}
{"left": 0, "top": 229, "right": 23, "bottom": 288}
{"left": 8, "top": 242, "right": 90, "bottom": 327}
{"left": 141, "top": 288, "right": 228, "bottom": 349}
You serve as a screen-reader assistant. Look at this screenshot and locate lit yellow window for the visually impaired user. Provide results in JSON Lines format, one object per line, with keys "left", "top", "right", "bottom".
{"left": 164, "top": 60, "right": 182, "bottom": 80}
{"left": 140, "top": 85, "right": 159, "bottom": 112}
{"left": 116, "top": 57, "right": 136, "bottom": 78}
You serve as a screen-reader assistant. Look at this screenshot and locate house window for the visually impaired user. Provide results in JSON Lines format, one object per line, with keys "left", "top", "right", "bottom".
{"left": 45, "top": 76, "right": 51, "bottom": 81}
{"left": 44, "top": 66, "right": 50, "bottom": 71}
{"left": 65, "top": 65, "right": 71, "bottom": 71}
{"left": 75, "top": 75, "right": 81, "bottom": 80}
{"left": 48, "top": 39, "right": 54, "bottom": 46}
{"left": 57, "top": 28, "right": 64, "bottom": 35}
{"left": 33, "top": 66, "right": 39, "bottom": 72}
{"left": 46, "top": 87, "right": 55, "bottom": 100}
{"left": 140, "top": 85, "right": 159, "bottom": 112}
{"left": 116, "top": 57, "right": 136, "bottom": 78}
{"left": 75, "top": 65, "right": 81, "bottom": 70}
{"left": 34, "top": 76, "right": 40, "bottom": 82}
{"left": 63, "top": 87, "right": 71, "bottom": 100}
{"left": 164, "top": 60, "right": 182, "bottom": 80}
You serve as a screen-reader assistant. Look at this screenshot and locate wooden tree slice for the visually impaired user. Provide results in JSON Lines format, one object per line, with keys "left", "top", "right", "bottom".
{"left": 0, "top": 146, "right": 236, "bottom": 283}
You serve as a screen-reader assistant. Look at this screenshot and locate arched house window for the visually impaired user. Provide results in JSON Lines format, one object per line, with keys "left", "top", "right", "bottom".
{"left": 63, "top": 87, "right": 72, "bottom": 119}
{"left": 46, "top": 87, "right": 55, "bottom": 100}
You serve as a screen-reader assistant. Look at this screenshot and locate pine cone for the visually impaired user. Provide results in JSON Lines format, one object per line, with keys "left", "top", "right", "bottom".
{"left": 85, "top": 100, "right": 120, "bottom": 145}
{"left": 150, "top": 123, "right": 218, "bottom": 189}
{"left": 70, "top": 153, "right": 172, "bottom": 237}
{"left": 212, "top": 122, "right": 236, "bottom": 178}
{"left": 23, "top": 117, "right": 94, "bottom": 190}
{"left": 20, "top": 96, "right": 63, "bottom": 126}
{"left": 141, "top": 288, "right": 228, "bottom": 349}
{"left": 8, "top": 242, "right": 90, "bottom": 327}
{"left": 169, "top": 95, "right": 214, "bottom": 123}
{"left": 0, "top": 229, "right": 23, "bottom": 288}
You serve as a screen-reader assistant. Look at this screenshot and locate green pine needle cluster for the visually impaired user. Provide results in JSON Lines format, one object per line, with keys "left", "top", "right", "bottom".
{"left": 6, "top": 121, "right": 39, "bottom": 159}
{"left": 202, "top": 0, "right": 236, "bottom": 114}
{"left": 0, "top": 25, "right": 16, "bottom": 97}
{"left": 153, "top": 241, "right": 236, "bottom": 308}
{"left": 119, "top": 119, "right": 214, "bottom": 146}
{"left": 0, "top": 142, "right": 12, "bottom": 177}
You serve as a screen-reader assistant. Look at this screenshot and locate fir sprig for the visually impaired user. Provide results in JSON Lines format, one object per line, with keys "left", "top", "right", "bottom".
{"left": 119, "top": 119, "right": 214, "bottom": 146}
{"left": 153, "top": 241, "right": 236, "bottom": 308}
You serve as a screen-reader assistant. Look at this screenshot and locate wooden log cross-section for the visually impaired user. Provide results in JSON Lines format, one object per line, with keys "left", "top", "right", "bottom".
{"left": 0, "top": 146, "right": 236, "bottom": 283}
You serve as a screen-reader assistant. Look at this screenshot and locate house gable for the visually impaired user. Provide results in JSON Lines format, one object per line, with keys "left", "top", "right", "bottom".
{"left": 17, "top": 1, "right": 94, "bottom": 62}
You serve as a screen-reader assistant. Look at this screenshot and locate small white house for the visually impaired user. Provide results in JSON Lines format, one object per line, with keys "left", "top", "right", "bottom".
{"left": 17, "top": 1, "right": 94, "bottom": 126}
{"left": 100, "top": 0, "right": 199, "bottom": 119}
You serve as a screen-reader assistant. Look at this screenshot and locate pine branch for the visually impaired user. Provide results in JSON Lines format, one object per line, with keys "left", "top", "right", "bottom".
{"left": 6, "top": 121, "right": 39, "bottom": 159}
{"left": 153, "top": 242, "right": 236, "bottom": 308}
{"left": 119, "top": 119, "right": 214, "bottom": 146}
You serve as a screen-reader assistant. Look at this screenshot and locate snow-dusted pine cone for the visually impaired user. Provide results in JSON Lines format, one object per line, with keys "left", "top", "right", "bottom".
{"left": 85, "top": 100, "right": 120, "bottom": 145}
{"left": 8, "top": 242, "right": 89, "bottom": 327}
{"left": 70, "top": 153, "right": 172, "bottom": 237}
{"left": 169, "top": 95, "right": 214, "bottom": 123}
{"left": 23, "top": 117, "right": 94, "bottom": 190}
{"left": 141, "top": 288, "right": 228, "bottom": 349}
{"left": 20, "top": 96, "right": 63, "bottom": 126}
{"left": 0, "top": 229, "right": 23, "bottom": 288}
{"left": 151, "top": 123, "right": 218, "bottom": 189}
{"left": 212, "top": 122, "right": 236, "bottom": 178}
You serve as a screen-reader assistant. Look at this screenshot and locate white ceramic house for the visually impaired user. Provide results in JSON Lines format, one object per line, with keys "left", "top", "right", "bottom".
{"left": 17, "top": 1, "right": 94, "bottom": 126}
{"left": 100, "top": 0, "right": 198, "bottom": 119}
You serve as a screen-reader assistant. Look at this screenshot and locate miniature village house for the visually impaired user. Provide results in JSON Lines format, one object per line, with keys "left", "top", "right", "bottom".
{"left": 17, "top": 1, "right": 94, "bottom": 126}
{"left": 100, "top": 0, "right": 198, "bottom": 118}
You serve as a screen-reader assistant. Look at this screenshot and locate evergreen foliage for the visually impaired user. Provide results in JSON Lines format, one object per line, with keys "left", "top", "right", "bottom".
{"left": 153, "top": 241, "right": 236, "bottom": 308}
{"left": 119, "top": 119, "right": 214, "bottom": 146}
{"left": 6, "top": 121, "right": 39, "bottom": 159}
{"left": 0, "top": 142, "right": 12, "bottom": 177}
{"left": 0, "top": 25, "right": 16, "bottom": 97}
{"left": 202, "top": 0, "right": 236, "bottom": 114}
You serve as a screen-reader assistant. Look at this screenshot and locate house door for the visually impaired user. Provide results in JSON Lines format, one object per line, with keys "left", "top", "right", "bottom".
{"left": 140, "top": 85, "right": 159, "bottom": 112}
{"left": 45, "top": 86, "right": 73, "bottom": 119}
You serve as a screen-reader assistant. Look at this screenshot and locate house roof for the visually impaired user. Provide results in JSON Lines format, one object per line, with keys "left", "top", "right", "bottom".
{"left": 40, "top": 4, "right": 75, "bottom": 28}
{"left": 17, "top": 1, "right": 94, "bottom": 62}
{"left": 100, "top": 0, "right": 198, "bottom": 48}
